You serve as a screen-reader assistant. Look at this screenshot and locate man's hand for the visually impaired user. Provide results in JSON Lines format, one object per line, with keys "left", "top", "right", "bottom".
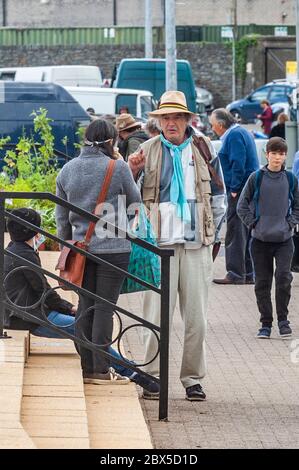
{"left": 231, "top": 192, "right": 238, "bottom": 198}
{"left": 128, "top": 149, "right": 145, "bottom": 178}
{"left": 70, "top": 306, "right": 77, "bottom": 316}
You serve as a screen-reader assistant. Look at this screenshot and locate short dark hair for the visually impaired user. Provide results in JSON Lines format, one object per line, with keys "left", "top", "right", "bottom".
{"left": 7, "top": 208, "right": 41, "bottom": 242}
{"left": 266, "top": 137, "right": 288, "bottom": 153}
{"left": 84, "top": 119, "right": 117, "bottom": 158}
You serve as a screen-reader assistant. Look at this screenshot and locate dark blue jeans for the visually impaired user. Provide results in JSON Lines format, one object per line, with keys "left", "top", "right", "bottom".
{"left": 250, "top": 238, "right": 294, "bottom": 327}
{"left": 33, "top": 311, "right": 134, "bottom": 377}
{"left": 225, "top": 193, "right": 253, "bottom": 281}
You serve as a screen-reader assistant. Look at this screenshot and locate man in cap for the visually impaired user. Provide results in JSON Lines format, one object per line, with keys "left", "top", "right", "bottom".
{"left": 116, "top": 113, "right": 148, "bottom": 161}
{"left": 128, "top": 91, "right": 226, "bottom": 401}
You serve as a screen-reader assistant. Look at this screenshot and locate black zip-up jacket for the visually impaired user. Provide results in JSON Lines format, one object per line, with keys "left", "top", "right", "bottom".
{"left": 4, "top": 241, "right": 73, "bottom": 333}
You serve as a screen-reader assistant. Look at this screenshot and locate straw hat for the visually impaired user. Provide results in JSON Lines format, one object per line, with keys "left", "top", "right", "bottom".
{"left": 115, "top": 113, "right": 141, "bottom": 132}
{"left": 149, "top": 90, "right": 194, "bottom": 116}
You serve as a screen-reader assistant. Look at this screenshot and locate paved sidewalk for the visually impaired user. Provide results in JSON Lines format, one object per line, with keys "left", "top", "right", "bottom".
{"left": 119, "top": 254, "right": 299, "bottom": 449}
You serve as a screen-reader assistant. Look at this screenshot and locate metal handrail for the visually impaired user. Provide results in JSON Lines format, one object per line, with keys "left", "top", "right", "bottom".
{"left": 0, "top": 191, "right": 174, "bottom": 420}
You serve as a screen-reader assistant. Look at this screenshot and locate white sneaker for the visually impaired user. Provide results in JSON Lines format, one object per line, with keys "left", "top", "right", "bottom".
{"left": 83, "top": 367, "right": 130, "bottom": 385}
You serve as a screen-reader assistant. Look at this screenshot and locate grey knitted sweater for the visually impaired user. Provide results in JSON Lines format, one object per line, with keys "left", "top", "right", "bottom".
{"left": 55, "top": 147, "right": 141, "bottom": 253}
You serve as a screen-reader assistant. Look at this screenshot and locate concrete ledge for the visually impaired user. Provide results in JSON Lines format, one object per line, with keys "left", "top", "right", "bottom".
{"left": 21, "top": 336, "right": 90, "bottom": 449}
{"left": 0, "top": 330, "right": 36, "bottom": 449}
{"left": 85, "top": 384, "right": 153, "bottom": 449}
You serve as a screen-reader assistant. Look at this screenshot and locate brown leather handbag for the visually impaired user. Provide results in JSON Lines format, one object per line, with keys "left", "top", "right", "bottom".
{"left": 55, "top": 159, "right": 116, "bottom": 289}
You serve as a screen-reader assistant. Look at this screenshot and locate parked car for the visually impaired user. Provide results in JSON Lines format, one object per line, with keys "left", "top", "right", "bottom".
{"left": 196, "top": 86, "right": 214, "bottom": 112}
{"left": 0, "top": 82, "right": 90, "bottom": 167}
{"left": 0, "top": 65, "right": 103, "bottom": 87}
{"left": 111, "top": 58, "right": 197, "bottom": 113}
{"left": 226, "top": 79, "right": 295, "bottom": 123}
{"left": 64, "top": 86, "right": 155, "bottom": 120}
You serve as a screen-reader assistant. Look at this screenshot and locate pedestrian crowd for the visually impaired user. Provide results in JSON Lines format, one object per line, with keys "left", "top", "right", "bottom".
{"left": 3, "top": 89, "right": 299, "bottom": 403}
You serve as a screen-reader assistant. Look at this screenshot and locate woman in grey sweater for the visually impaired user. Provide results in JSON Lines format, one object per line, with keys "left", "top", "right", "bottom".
{"left": 56, "top": 119, "right": 141, "bottom": 384}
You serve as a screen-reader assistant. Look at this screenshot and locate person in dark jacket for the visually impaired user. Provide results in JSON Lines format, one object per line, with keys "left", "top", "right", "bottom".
{"left": 116, "top": 113, "right": 148, "bottom": 161}
{"left": 237, "top": 137, "right": 299, "bottom": 339}
{"left": 269, "top": 112, "right": 288, "bottom": 139}
{"left": 4, "top": 208, "right": 75, "bottom": 335}
{"left": 210, "top": 108, "right": 259, "bottom": 284}
{"left": 4, "top": 207, "right": 157, "bottom": 390}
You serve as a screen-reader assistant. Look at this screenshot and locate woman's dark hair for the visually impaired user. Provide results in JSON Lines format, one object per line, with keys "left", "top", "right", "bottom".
{"left": 266, "top": 137, "right": 288, "bottom": 153}
{"left": 84, "top": 119, "right": 117, "bottom": 158}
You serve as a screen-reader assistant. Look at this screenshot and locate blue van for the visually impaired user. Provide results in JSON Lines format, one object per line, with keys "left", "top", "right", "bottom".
{"left": 0, "top": 82, "right": 90, "bottom": 166}
{"left": 112, "top": 59, "right": 197, "bottom": 113}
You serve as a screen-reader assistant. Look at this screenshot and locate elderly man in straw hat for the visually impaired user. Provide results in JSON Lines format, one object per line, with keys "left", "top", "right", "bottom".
{"left": 128, "top": 90, "right": 226, "bottom": 401}
{"left": 116, "top": 113, "right": 148, "bottom": 161}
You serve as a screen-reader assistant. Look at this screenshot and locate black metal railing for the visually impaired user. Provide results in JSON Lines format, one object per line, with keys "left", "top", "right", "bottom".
{"left": 0, "top": 191, "right": 174, "bottom": 421}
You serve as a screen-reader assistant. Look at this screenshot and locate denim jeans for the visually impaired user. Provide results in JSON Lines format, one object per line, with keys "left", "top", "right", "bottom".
{"left": 33, "top": 310, "right": 134, "bottom": 378}
{"left": 225, "top": 193, "right": 253, "bottom": 281}
{"left": 250, "top": 238, "right": 294, "bottom": 327}
{"left": 75, "top": 252, "right": 130, "bottom": 374}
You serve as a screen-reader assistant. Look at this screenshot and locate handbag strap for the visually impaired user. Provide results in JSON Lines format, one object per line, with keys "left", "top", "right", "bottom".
{"left": 84, "top": 159, "right": 116, "bottom": 245}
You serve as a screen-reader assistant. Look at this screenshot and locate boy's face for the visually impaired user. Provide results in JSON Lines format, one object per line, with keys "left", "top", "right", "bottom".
{"left": 266, "top": 150, "right": 287, "bottom": 171}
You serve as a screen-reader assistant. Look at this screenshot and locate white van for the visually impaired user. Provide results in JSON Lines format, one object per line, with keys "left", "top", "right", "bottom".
{"left": 0, "top": 65, "right": 102, "bottom": 87}
{"left": 64, "top": 86, "right": 156, "bottom": 120}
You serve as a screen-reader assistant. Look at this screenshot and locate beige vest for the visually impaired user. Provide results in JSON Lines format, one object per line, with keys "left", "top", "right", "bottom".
{"left": 140, "top": 135, "right": 215, "bottom": 246}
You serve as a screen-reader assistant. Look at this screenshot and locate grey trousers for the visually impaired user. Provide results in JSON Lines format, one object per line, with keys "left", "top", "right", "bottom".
{"left": 142, "top": 244, "right": 213, "bottom": 389}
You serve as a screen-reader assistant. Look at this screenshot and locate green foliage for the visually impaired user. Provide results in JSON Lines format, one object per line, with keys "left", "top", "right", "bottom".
{"left": 235, "top": 34, "right": 260, "bottom": 82}
{"left": 1, "top": 108, "right": 61, "bottom": 248}
{"left": 74, "top": 125, "right": 85, "bottom": 150}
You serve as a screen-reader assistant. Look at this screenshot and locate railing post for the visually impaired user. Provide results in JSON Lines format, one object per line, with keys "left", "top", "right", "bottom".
{"left": 0, "top": 196, "right": 10, "bottom": 339}
{"left": 159, "top": 254, "right": 170, "bottom": 421}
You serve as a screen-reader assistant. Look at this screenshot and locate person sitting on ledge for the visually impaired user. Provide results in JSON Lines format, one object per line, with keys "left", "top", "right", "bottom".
{"left": 3, "top": 208, "right": 158, "bottom": 391}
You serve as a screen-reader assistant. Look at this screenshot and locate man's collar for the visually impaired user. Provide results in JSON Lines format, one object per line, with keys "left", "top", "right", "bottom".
{"left": 220, "top": 123, "right": 239, "bottom": 141}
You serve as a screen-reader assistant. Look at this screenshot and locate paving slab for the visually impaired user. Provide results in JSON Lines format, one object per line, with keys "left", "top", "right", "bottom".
{"left": 119, "top": 254, "right": 299, "bottom": 449}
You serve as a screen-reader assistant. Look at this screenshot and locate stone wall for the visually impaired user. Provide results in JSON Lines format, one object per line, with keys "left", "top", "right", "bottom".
{"left": 0, "top": 42, "right": 235, "bottom": 107}
{"left": 0, "top": 0, "right": 295, "bottom": 28}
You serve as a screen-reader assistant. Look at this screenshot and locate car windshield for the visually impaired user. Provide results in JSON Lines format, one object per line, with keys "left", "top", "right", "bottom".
{"left": 141, "top": 95, "right": 154, "bottom": 119}
{"left": 250, "top": 87, "right": 269, "bottom": 102}
{"left": 269, "top": 86, "right": 287, "bottom": 101}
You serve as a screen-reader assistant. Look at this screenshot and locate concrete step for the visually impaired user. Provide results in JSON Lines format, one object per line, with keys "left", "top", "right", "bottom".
{"left": 0, "top": 330, "right": 36, "bottom": 449}
{"left": 21, "top": 336, "right": 90, "bottom": 449}
{"left": 85, "top": 382, "right": 153, "bottom": 449}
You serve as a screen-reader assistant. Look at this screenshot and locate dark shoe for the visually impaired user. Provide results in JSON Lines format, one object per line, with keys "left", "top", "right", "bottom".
{"left": 185, "top": 384, "right": 206, "bottom": 401}
{"left": 142, "top": 388, "right": 160, "bottom": 400}
{"left": 213, "top": 275, "right": 244, "bottom": 285}
{"left": 130, "top": 372, "right": 160, "bottom": 393}
{"left": 245, "top": 277, "right": 255, "bottom": 285}
{"left": 257, "top": 327, "right": 271, "bottom": 339}
{"left": 278, "top": 320, "right": 292, "bottom": 338}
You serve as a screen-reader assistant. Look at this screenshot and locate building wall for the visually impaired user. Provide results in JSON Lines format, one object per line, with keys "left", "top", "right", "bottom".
{"left": 0, "top": 0, "right": 296, "bottom": 28}
{"left": 0, "top": 42, "right": 234, "bottom": 107}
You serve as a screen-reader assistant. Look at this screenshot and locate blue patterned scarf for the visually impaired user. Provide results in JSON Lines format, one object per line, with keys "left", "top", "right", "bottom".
{"left": 160, "top": 133, "right": 192, "bottom": 222}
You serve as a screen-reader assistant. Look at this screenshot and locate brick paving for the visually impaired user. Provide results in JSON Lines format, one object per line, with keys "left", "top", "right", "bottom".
{"left": 118, "top": 253, "right": 299, "bottom": 449}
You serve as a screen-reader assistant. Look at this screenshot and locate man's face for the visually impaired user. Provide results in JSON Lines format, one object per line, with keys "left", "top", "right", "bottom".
{"left": 159, "top": 113, "right": 189, "bottom": 145}
{"left": 119, "top": 130, "right": 129, "bottom": 141}
{"left": 210, "top": 114, "right": 225, "bottom": 137}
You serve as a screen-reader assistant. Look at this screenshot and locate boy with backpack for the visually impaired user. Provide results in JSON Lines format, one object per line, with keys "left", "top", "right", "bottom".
{"left": 237, "top": 137, "right": 299, "bottom": 338}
